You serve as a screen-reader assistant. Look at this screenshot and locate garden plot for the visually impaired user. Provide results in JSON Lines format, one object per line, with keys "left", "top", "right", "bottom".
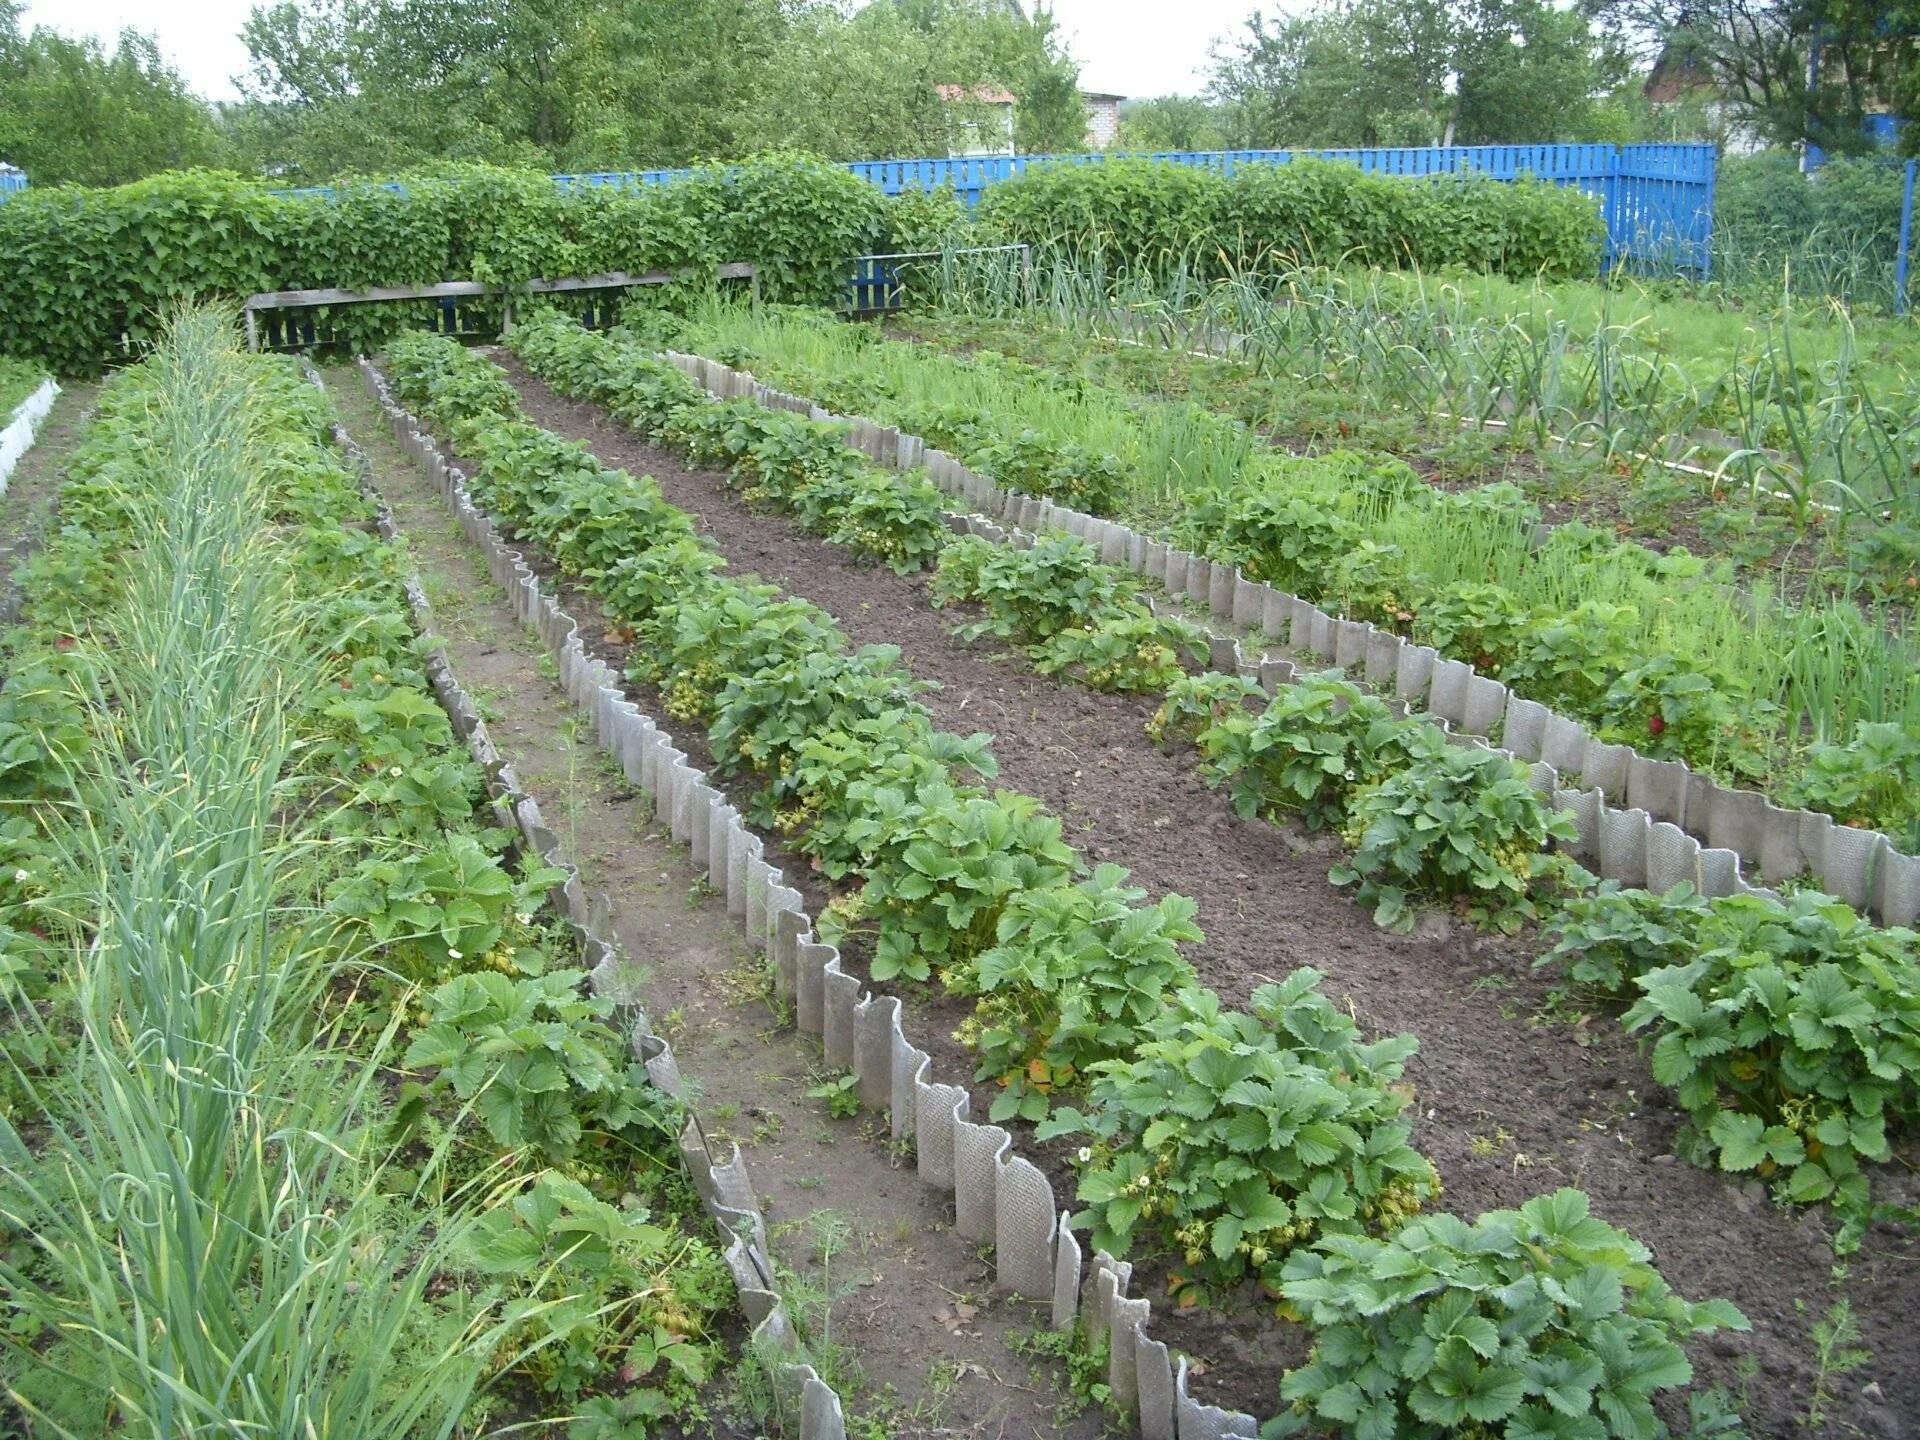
{"left": 661, "top": 302, "right": 1920, "bottom": 881}
{"left": 327, "top": 367, "right": 1105, "bottom": 1440}
{"left": 0, "top": 314, "right": 794, "bottom": 1437}
{"left": 371, "top": 322, "right": 1919, "bottom": 1439}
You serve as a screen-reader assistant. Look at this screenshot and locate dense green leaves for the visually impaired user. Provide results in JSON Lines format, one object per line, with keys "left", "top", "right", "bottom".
{"left": 1275, "top": 1189, "right": 1748, "bottom": 1440}
{"left": 977, "top": 156, "right": 1605, "bottom": 281}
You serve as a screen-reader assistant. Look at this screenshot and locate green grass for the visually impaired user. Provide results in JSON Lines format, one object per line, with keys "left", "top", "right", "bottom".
{"left": 0, "top": 355, "right": 48, "bottom": 419}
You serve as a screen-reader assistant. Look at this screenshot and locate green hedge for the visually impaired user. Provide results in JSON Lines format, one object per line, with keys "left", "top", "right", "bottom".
{"left": 975, "top": 156, "right": 1605, "bottom": 279}
{"left": 0, "top": 154, "right": 898, "bottom": 375}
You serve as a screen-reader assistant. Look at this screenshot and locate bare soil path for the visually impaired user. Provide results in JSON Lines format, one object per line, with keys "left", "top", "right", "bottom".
{"left": 327, "top": 369, "right": 1106, "bottom": 1440}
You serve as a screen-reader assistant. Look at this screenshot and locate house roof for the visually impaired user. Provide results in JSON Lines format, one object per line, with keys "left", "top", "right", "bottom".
{"left": 1080, "top": 91, "right": 1126, "bottom": 102}
{"left": 936, "top": 84, "right": 1017, "bottom": 105}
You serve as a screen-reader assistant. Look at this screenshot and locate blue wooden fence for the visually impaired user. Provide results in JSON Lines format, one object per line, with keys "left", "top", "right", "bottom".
{"left": 557, "top": 143, "right": 1718, "bottom": 273}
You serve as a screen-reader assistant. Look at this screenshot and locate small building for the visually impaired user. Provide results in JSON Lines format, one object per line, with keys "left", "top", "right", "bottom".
{"left": 1083, "top": 92, "right": 1125, "bottom": 150}
{"left": 0, "top": 163, "right": 26, "bottom": 198}
{"left": 937, "top": 84, "right": 1017, "bottom": 157}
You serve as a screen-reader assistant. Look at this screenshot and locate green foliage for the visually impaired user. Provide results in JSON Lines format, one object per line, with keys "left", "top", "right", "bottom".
{"left": 947, "top": 864, "right": 1201, "bottom": 1122}
{"left": 1197, "top": 672, "right": 1419, "bottom": 829}
{"left": 823, "top": 777, "right": 1078, "bottom": 982}
{"left": 977, "top": 154, "right": 1604, "bottom": 281}
{"left": 1146, "top": 671, "right": 1265, "bottom": 748}
{"left": 1043, "top": 977, "right": 1435, "bottom": 1300}
{"left": 1544, "top": 885, "right": 1920, "bottom": 1225}
{"left": 469, "top": 1173, "right": 725, "bottom": 1401}
{"left": 1275, "top": 1188, "right": 1748, "bottom": 1440}
{"left": 331, "top": 837, "right": 563, "bottom": 978}
{"left": 405, "top": 970, "right": 676, "bottom": 1166}
{"left": 0, "top": 12, "right": 221, "bottom": 186}
{"left": 1786, "top": 721, "right": 1920, "bottom": 847}
{"left": 0, "top": 158, "right": 887, "bottom": 374}
{"left": 1332, "top": 729, "right": 1577, "bottom": 933}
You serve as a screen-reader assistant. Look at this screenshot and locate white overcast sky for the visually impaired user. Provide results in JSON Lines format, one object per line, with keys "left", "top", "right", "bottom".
{"left": 17, "top": 0, "right": 1266, "bottom": 103}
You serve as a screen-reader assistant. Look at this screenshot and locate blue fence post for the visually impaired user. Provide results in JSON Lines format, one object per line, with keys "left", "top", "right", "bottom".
{"left": 1897, "top": 158, "right": 1916, "bottom": 317}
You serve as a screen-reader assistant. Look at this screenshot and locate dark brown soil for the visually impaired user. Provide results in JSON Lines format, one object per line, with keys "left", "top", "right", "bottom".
{"left": 473, "top": 354, "right": 1920, "bottom": 1439}
{"left": 332, "top": 370, "right": 1108, "bottom": 1440}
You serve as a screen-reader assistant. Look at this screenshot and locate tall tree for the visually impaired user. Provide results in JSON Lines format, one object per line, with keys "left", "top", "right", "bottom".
{"left": 1208, "top": 0, "right": 1625, "bottom": 148}
{"left": 1580, "top": 0, "right": 1916, "bottom": 150}
{"left": 0, "top": 3, "right": 222, "bottom": 185}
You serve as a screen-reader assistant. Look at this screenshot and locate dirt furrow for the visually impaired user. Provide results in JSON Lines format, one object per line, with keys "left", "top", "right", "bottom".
{"left": 326, "top": 369, "right": 1104, "bottom": 1440}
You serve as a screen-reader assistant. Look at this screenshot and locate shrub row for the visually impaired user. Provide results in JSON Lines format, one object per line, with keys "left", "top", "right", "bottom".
{"left": 975, "top": 156, "right": 1605, "bottom": 280}
{"left": 0, "top": 317, "right": 725, "bottom": 1421}
{"left": 422, "top": 318, "right": 1747, "bottom": 1438}
{"left": 0, "top": 156, "right": 914, "bottom": 376}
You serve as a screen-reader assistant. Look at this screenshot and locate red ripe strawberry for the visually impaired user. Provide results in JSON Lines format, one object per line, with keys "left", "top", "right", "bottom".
{"left": 1648, "top": 713, "right": 1667, "bottom": 736}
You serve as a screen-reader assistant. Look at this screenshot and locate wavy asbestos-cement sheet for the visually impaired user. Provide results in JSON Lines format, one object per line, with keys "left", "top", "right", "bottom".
{"left": 364, "top": 358, "right": 1262, "bottom": 1440}
{"left": 665, "top": 348, "right": 1920, "bottom": 932}
{"left": 0, "top": 379, "right": 59, "bottom": 494}
{"left": 314, "top": 363, "right": 849, "bottom": 1440}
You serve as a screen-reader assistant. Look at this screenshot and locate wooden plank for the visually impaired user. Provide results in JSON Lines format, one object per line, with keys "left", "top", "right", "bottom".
{"left": 243, "top": 261, "right": 759, "bottom": 314}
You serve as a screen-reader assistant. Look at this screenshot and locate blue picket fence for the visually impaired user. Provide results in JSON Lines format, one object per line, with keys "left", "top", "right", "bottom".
{"left": 557, "top": 143, "right": 1718, "bottom": 273}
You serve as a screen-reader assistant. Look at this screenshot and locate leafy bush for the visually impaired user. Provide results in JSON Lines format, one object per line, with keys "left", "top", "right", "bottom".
{"left": 1198, "top": 672, "right": 1420, "bottom": 829}
{"left": 1333, "top": 729, "right": 1577, "bottom": 932}
{"left": 948, "top": 864, "right": 1201, "bottom": 1121}
{"left": 1275, "top": 1189, "right": 1747, "bottom": 1440}
{"left": 978, "top": 155, "right": 1603, "bottom": 281}
{"left": 823, "top": 777, "right": 1079, "bottom": 981}
{"left": 1785, "top": 720, "right": 1920, "bottom": 847}
{"left": 0, "top": 155, "right": 887, "bottom": 373}
{"left": 1544, "top": 886, "right": 1920, "bottom": 1222}
{"left": 1044, "top": 977, "right": 1435, "bottom": 1300}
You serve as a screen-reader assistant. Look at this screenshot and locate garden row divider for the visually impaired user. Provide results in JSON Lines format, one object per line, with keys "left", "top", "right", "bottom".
{"left": 663, "top": 348, "right": 1920, "bottom": 929}
{"left": 361, "top": 357, "right": 1265, "bottom": 1440}
{"left": 0, "top": 379, "right": 59, "bottom": 493}
{"left": 312, "top": 364, "right": 847, "bottom": 1440}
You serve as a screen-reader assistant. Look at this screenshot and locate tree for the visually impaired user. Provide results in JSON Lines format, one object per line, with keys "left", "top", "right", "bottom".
{"left": 1580, "top": 0, "right": 1917, "bottom": 150}
{"left": 0, "top": 4, "right": 223, "bottom": 185}
{"left": 1116, "top": 96, "right": 1234, "bottom": 151}
{"left": 233, "top": 0, "right": 1084, "bottom": 181}
{"left": 1208, "top": 0, "right": 1626, "bottom": 148}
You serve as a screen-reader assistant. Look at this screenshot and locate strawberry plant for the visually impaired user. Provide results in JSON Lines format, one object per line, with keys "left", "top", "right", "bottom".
{"left": 1274, "top": 1188, "right": 1747, "bottom": 1440}
{"left": 405, "top": 969, "right": 680, "bottom": 1167}
{"left": 780, "top": 715, "right": 997, "bottom": 878}
{"left": 823, "top": 777, "right": 1078, "bottom": 981}
{"left": 970, "top": 428, "right": 1126, "bottom": 515}
{"left": 1596, "top": 656, "right": 1767, "bottom": 779}
{"left": 1410, "top": 582, "right": 1530, "bottom": 674}
{"left": 1332, "top": 729, "right": 1577, "bottom": 933}
{"left": 1785, "top": 720, "right": 1920, "bottom": 847}
{"left": 1042, "top": 976, "right": 1435, "bottom": 1300}
{"left": 1032, "top": 610, "right": 1207, "bottom": 694}
{"left": 1146, "top": 671, "right": 1265, "bottom": 749}
{"left": 1197, "top": 673, "right": 1422, "bottom": 830}
{"left": 710, "top": 644, "right": 930, "bottom": 817}
{"left": 1618, "top": 893, "right": 1919, "bottom": 1216}
{"left": 330, "top": 835, "right": 563, "bottom": 977}
{"left": 948, "top": 864, "right": 1201, "bottom": 1122}
{"left": 1194, "top": 489, "right": 1360, "bottom": 597}
{"left": 470, "top": 1173, "right": 727, "bottom": 1400}
{"left": 934, "top": 534, "right": 1142, "bottom": 644}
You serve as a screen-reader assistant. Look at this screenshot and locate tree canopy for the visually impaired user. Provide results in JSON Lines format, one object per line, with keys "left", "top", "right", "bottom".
{"left": 0, "top": 1, "right": 222, "bottom": 186}
{"left": 1206, "top": 0, "right": 1630, "bottom": 148}
{"left": 232, "top": 0, "right": 1083, "bottom": 181}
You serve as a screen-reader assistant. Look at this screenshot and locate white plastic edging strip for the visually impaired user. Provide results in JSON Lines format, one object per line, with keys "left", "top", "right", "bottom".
{"left": 0, "top": 380, "right": 61, "bottom": 494}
